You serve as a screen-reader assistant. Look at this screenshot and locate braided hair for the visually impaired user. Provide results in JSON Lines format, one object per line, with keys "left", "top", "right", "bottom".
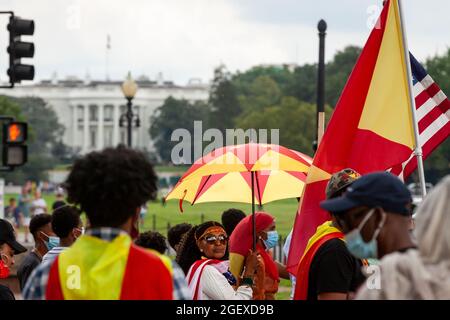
{"left": 176, "top": 221, "right": 228, "bottom": 274}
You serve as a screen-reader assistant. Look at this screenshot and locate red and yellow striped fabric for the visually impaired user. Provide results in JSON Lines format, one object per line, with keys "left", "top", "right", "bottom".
{"left": 287, "top": 0, "right": 417, "bottom": 274}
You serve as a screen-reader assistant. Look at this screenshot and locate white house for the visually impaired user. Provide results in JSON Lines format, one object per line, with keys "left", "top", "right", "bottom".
{"left": 0, "top": 75, "right": 209, "bottom": 155}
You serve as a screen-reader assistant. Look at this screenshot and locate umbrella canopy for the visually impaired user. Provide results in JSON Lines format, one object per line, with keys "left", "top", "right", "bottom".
{"left": 165, "top": 143, "right": 312, "bottom": 207}
{"left": 179, "top": 143, "right": 311, "bottom": 181}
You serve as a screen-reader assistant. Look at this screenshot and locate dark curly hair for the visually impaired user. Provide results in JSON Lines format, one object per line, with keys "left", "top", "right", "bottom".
{"left": 64, "top": 146, "right": 158, "bottom": 228}
{"left": 135, "top": 231, "right": 168, "bottom": 254}
{"left": 51, "top": 206, "right": 82, "bottom": 238}
{"left": 176, "top": 221, "right": 228, "bottom": 274}
{"left": 167, "top": 223, "right": 192, "bottom": 250}
{"left": 221, "top": 208, "right": 246, "bottom": 236}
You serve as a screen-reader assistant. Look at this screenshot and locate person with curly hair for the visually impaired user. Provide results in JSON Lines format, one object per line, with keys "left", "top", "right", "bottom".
{"left": 135, "top": 231, "right": 168, "bottom": 254}
{"left": 23, "top": 146, "right": 189, "bottom": 300}
{"left": 176, "top": 221, "right": 259, "bottom": 300}
{"left": 221, "top": 209, "right": 246, "bottom": 237}
{"left": 167, "top": 223, "right": 192, "bottom": 253}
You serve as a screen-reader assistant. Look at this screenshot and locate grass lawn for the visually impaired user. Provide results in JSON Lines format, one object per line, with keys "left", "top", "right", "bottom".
{"left": 6, "top": 193, "right": 300, "bottom": 238}
{"left": 144, "top": 198, "right": 299, "bottom": 238}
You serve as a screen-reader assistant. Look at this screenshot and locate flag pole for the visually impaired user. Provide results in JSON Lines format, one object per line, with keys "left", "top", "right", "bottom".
{"left": 397, "top": 0, "right": 427, "bottom": 197}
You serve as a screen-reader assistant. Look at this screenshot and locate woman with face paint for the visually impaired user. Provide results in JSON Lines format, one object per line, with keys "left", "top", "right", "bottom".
{"left": 176, "top": 221, "right": 260, "bottom": 300}
{"left": 229, "top": 212, "right": 280, "bottom": 300}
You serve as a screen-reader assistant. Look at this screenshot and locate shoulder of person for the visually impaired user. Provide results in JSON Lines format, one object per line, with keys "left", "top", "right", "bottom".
{"left": 315, "top": 238, "right": 354, "bottom": 262}
{"left": 202, "top": 264, "right": 225, "bottom": 278}
{"left": 0, "top": 284, "right": 15, "bottom": 300}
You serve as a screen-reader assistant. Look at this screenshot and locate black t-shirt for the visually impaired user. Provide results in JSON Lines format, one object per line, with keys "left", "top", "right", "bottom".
{"left": 0, "top": 284, "right": 15, "bottom": 300}
{"left": 52, "top": 200, "right": 66, "bottom": 211}
{"left": 17, "top": 251, "right": 41, "bottom": 291}
{"left": 307, "top": 238, "right": 366, "bottom": 300}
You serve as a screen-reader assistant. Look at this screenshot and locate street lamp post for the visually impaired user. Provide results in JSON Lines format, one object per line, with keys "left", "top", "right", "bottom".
{"left": 120, "top": 72, "right": 140, "bottom": 148}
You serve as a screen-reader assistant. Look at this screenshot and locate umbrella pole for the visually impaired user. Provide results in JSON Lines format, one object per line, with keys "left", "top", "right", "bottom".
{"left": 251, "top": 171, "right": 256, "bottom": 251}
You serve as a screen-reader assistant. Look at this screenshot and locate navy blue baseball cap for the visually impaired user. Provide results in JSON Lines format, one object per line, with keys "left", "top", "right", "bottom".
{"left": 320, "top": 171, "right": 412, "bottom": 216}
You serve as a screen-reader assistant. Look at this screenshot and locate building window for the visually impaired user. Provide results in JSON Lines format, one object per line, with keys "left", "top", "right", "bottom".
{"left": 89, "top": 105, "right": 98, "bottom": 121}
{"left": 104, "top": 105, "right": 113, "bottom": 121}
{"left": 120, "top": 130, "right": 126, "bottom": 144}
{"left": 90, "top": 129, "right": 96, "bottom": 148}
{"left": 78, "top": 105, "right": 84, "bottom": 122}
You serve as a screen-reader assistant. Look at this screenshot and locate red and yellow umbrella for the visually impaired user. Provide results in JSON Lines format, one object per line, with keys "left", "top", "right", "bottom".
{"left": 166, "top": 143, "right": 312, "bottom": 206}
{"left": 165, "top": 143, "right": 312, "bottom": 249}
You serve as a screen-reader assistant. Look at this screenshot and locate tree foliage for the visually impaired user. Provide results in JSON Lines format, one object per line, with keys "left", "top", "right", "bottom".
{"left": 149, "top": 45, "right": 449, "bottom": 183}
{"left": 149, "top": 96, "right": 209, "bottom": 163}
{"left": 0, "top": 96, "right": 68, "bottom": 184}
{"left": 209, "top": 65, "right": 241, "bottom": 133}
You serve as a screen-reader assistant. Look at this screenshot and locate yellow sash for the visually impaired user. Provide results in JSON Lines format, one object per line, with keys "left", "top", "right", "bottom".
{"left": 300, "top": 221, "right": 343, "bottom": 262}
{"left": 57, "top": 234, "right": 131, "bottom": 300}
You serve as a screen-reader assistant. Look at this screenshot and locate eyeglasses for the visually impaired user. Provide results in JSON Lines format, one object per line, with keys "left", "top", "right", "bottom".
{"left": 203, "top": 234, "right": 228, "bottom": 245}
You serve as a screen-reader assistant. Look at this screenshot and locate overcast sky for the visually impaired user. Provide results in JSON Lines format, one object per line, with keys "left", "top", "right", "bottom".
{"left": 1, "top": 0, "right": 448, "bottom": 85}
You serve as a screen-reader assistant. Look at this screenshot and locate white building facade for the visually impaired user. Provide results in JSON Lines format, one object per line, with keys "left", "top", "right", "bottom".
{"left": 0, "top": 78, "right": 209, "bottom": 155}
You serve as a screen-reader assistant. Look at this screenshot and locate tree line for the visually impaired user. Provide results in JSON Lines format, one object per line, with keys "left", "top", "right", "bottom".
{"left": 150, "top": 46, "right": 450, "bottom": 184}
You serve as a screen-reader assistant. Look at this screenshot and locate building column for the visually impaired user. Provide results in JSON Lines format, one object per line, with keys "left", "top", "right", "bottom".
{"left": 72, "top": 105, "right": 77, "bottom": 149}
{"left": 113, "top": 104, "right": 120, "bottom": 146}
{"left": 83, "top": 105, "right": 89, "bottom": 153}
{"left": 97, "top": 104, "right": 104, "bottom": 150}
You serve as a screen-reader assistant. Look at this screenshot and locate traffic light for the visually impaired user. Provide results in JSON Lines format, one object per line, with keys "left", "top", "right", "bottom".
{"left": 7, "top": 16, "right": 35, "bottom": 83}
{"left": 2, "top": 121, "right": 27, "bottom": 167}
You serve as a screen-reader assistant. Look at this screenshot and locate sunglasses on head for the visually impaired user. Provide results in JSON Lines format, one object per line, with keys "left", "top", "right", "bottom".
{"left": 203, "top": 234, "right": 228, "bottom": 245}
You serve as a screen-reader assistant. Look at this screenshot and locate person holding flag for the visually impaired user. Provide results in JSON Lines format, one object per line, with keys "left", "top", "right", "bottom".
{"left": 319, "top": 172, "right": 421, "bottom": 299}
{"left": 294, "top": 168, "right": 367, "bottom": 300}
{"left": 287, "top": 0, "right": 450, "bottom": 279}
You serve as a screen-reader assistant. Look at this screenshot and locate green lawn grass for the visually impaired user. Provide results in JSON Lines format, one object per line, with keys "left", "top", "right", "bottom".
{"left": 143, "top": 198, "right": 299, "bottom": 238}
{"left": 6, "top": 193, "right": 300, "bottom": 238}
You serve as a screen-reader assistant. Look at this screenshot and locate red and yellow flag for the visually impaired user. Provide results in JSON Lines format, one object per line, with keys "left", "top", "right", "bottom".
{"left": 287, "top": 0, "right": 416, "bottom": 274}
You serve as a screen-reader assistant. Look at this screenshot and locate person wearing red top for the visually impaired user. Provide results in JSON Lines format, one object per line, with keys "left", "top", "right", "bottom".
{"left": 229, "top": 212, "right": 280, "bottom": 300}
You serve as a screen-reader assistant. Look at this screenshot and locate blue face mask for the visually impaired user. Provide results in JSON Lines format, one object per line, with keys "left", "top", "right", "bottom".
{"left": 344, "top": 208, "right": 385, "bottom": 259}
{"left": 41, "top": 232, "right": 60, "bottom": 251}
{"left": 262, "top": 231, "right": 279, "bottom": 250}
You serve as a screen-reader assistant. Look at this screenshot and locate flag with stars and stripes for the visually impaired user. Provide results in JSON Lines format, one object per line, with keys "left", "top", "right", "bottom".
{"left": 390, "top": 53, "right": 450, "bottom": 180}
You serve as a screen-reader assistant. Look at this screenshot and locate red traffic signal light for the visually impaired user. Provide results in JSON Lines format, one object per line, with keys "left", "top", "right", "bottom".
{"left": 3, "top": 122, "right": 27, "bottom": 143}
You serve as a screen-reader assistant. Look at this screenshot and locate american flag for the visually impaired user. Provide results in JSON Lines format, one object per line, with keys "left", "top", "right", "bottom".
{"left": 390, "top": 53, "right": 450, "bottom": 180}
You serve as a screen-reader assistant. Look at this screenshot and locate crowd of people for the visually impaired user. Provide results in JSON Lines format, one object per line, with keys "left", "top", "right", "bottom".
{"left": 0, "top": 145, "right": 449, "bottom": 300}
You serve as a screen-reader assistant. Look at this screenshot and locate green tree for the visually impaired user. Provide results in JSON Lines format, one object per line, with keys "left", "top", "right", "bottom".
{"left": 286, "top": 63, "right": 317, "bottom": 104}
{"left": 150, "top": 97, "right": 209, "bottom": 163}
{"left": 425, "top": 47, "right": 450, "bottom": 96}
{"left": 209, "top": 65, "right": 241, "bottom": 133}
{"left": 0, "top": 96, "right": 68, "bottom": 184}
{"left": 236, "top": 97, "right": 333, "bottom": 156}
{"left": 238, "top": 75, "right": 282, "bottom": 114}
{"left": 232, "top": 65, "right": 294, "bottom": 97}
{"left": 325, "top": 46, "right": 362, "bottom": 107}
